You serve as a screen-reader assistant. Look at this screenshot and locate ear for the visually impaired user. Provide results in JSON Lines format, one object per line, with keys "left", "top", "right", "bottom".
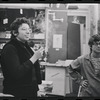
{"left": 12, "top": 30, "right": 18, "bottom": 37}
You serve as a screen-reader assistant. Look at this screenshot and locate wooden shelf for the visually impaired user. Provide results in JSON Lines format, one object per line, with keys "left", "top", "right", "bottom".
{"left": 29, "top": 39, "right": 45, "bottom": 44}
{"left": 0, "top": 38, "right": 45, "bottom": 53}
{"left": 0, "top": 38, "right": 10, "bottom": 43}
{"left": 0, "top": 38, "right": 45, "bottom": 44}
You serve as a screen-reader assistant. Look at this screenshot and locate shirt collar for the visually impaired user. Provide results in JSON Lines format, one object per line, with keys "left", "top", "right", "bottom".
{"left": 12, "top": 38, "right": 28, "bottom": 47}
{"left": 84, "top": 54, "right": 91, "bottom": 60}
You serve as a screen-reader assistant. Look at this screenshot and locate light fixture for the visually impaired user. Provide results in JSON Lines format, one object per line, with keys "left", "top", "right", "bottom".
{"left": 20, "top": 9, "right": 23, "bottom": 14}
{"left": 72, "top": 16, "right": 79, "bottom": 24}
{"left": 56, "top": 4, "right": 60, "bottom": 8}
{"left": 3, "top": 18, "right": 8, "bottom": 24}
{"left": 68, "top": 5, "right": 78, "bottom": 10}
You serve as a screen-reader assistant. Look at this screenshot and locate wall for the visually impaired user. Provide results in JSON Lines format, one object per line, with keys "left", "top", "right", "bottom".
{"left": 45, "top": 4, "right": 93, "bottom": 62}
{"left": 46, "top": 4, "right": 68, "bottom": 63}
{"left": 89, "top": 4, "right": 99, "bottom": 35}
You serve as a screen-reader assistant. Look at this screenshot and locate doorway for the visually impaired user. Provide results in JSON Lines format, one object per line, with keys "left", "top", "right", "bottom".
{"left": 67, "top": 15, "right": 87, "bottom": 96}
{"left": 67, "top": 15, "right": 86, "bottom": 58}
{"left": 67, "top": 22, "right": 81, "bottom": 59}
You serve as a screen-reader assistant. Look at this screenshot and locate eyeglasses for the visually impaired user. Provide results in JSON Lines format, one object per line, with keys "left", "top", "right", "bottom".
{"left": 21, "top": 28, "right": 32, "bottom": 32}
{"left": 94, "top": 41, "right": 100, "bottom": 46}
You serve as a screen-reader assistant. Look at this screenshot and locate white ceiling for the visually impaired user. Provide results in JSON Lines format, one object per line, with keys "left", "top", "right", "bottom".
{"left": 0, "top": 3, "right": 99, "bottom": 10}
{"left": 0, "top": 4, "right": 49, "bottom": 9}
{"left": 67, "top": 3, "right": 99, "bottom": 10}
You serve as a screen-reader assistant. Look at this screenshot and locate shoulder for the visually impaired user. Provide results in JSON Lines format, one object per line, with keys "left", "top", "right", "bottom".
{"left": 72, "top": 54, "right": 88, "bottom": 64}
{"left": 77, "top": 54, "right": 89, "bottom": 60}
{"left": 1, "top": 41, "right": 17, "bottom": 54}
{"left": 3, "top": 40, "right": 15, "bottom": 48}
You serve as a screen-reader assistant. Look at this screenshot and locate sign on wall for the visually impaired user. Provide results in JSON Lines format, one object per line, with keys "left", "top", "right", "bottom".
{"left": 53, "top": 34, "right": 62, "bottom": 49}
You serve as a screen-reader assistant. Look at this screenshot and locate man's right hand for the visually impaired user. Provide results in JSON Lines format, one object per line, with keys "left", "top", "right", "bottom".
{"left": 80, "top": 80, "right": 88, "bottom": 88}
{"left": 30, "top": 47, "right": 44, "bottom": 64}
{"left": 34, "top": 47, "right": 44, "bottom": 60}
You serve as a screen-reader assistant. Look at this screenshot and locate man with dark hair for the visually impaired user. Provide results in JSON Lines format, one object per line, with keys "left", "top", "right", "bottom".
{"left": 68, "top": 34, "right": 100, "bottom": 97}
{"left": 0, "top": 17, "right": 44, "bottom": 98}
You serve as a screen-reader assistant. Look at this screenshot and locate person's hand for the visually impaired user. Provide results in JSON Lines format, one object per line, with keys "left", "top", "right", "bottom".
{"left": 80, "top": 80, "right": 88, "bottom": 88}
{"left": 34, "top": 47, "right": 44, "bottom": 60}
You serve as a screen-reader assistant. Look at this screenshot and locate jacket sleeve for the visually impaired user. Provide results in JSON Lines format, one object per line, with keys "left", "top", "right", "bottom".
{"left": 34, "top": 60, "right": 42, "bottom": 84}
{"left": 1, "top": 44, "right": 34, "bottom": 80}
{"left": 68, "top": 57, "right": 82, "bottom": 84}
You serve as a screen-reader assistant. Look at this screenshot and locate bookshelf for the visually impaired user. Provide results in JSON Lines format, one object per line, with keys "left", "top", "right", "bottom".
{"left": 0, "top": 8, "right": 46, "bottom": 53}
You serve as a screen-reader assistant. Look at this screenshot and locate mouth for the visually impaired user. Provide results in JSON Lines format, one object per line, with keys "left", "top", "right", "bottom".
{"left": 96, "top": 48, "right": 100, "bottom": 52}
{"left": 25, "top": 37, "right": 30, "bottom": 40}
{"left": 25, "top": 35, "right": 30, "bottom": 38}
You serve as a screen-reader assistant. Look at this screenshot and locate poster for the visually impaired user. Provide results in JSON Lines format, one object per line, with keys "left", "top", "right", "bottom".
{"left": 53, "top": 34, "right": 62, "bottom": 49}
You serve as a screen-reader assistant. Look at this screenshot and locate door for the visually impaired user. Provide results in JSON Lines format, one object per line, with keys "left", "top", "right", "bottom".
{"left": 67, "top": 22, "right": 81, "bottom": 59}
{"left": 67, "top": 22, "right": 81, "bottom": 96}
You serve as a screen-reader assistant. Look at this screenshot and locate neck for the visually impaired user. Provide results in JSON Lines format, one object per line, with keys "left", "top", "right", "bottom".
{"left": 91, "top": 52, "right": 100, "bottom": 58}
{"left": 16, "top": 37, "right": 25, "bottom": 43}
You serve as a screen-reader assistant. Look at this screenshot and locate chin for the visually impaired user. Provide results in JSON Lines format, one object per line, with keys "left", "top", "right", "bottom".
{"left": 25, "top": 38, "right": 29, "bottom": 41}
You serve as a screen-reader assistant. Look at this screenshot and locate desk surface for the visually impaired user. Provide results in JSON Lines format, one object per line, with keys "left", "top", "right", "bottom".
{"left": 40, "top": 60, "right": 73, "bottom": 68}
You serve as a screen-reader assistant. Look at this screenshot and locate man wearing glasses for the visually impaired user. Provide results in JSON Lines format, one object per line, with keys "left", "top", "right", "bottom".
{"left": 68, "top": 34, "right": 100, "bottom": 97}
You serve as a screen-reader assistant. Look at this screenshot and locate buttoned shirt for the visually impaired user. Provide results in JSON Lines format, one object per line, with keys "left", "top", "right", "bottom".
{"left": 69, "top": 54, "right": 100, "bottom": 97}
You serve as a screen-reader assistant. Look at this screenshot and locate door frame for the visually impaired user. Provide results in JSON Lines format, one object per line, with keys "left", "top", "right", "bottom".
{"left": 67, "top": 9, "right": 90, "bottom": 55}
{"left": 45, "top": 8, "right": 90, "bottom": 55}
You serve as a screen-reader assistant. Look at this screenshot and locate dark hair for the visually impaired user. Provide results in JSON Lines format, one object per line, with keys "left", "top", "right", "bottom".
{"left": 88, "top": 34, "right": 100, "bottom": 53}
{"left": 10, "top": 17, "right": 31, "bottom": 39}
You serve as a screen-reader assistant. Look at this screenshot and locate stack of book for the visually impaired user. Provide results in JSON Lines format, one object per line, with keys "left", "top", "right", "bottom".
{"left": 38, "top": 80, "right": 53, "bottom": 94}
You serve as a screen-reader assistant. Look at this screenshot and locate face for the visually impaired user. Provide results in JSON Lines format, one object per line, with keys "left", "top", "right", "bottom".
{"left": 92, "top": 41, "right": 100, "bottom": 53}
{"left": 16, "top": 23, "right": 32, "bottom": 43}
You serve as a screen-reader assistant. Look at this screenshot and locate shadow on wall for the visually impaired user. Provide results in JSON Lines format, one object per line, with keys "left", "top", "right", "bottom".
{"left": 98, "top": 19, "right": 100, "bottom": 35}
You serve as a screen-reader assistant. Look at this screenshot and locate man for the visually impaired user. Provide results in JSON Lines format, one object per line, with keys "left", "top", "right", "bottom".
{"left": 68, "top": 34, "right": 100, "bottom": 97}
{"left": 0, "top": 17, "right": 44, "bottom": 98}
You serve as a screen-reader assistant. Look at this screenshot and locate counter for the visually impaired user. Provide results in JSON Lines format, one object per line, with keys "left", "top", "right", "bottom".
{"left": 40, "top": 60, "right": 73, "bottom": 96}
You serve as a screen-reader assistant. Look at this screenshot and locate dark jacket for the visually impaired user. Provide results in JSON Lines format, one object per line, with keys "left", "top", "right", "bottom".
{"left": 0, "top": 38, "right": 41, "bottom": 97}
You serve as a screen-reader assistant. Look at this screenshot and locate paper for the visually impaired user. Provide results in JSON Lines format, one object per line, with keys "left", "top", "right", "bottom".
{"left": 56, "top": 60, "right": 73, "bottom": 67}
{"left": 53, "top": 34, "right": 62, "bottom": 49}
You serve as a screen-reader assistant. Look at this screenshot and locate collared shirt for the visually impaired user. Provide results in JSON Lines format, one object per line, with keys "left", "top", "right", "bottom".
{"left": 69, "top": 54, "right": 100, "bottom": 97}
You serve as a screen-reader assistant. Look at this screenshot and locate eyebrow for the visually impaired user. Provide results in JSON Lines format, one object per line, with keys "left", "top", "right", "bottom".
{"left": 22, "top": 27, "right": 30, "bottom": 28}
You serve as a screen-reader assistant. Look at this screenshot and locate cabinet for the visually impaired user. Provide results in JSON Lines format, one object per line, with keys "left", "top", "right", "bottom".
{"left": 44, "top": 63, "right": 73, "bottom": 96}
{"left": 0, "top": 31, "right": 11, "bottom": 53}
{"left": 0, "top": 77, "right": 3, "bottom": 93}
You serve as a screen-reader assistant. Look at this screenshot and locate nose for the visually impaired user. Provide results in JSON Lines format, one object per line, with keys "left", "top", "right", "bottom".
{"left": 26, "top": 29, "right": 32, "bottom": 34}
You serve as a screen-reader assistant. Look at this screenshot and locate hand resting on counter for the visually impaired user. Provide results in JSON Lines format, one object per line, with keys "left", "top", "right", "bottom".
{"left": 56, "top": 60, "right": 73, "bottom": 67}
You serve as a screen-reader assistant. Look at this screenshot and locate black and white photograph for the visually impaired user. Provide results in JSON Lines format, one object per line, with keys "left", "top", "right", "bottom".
{"left": 0, "top": 3, "right": 100, "bottom": 98}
